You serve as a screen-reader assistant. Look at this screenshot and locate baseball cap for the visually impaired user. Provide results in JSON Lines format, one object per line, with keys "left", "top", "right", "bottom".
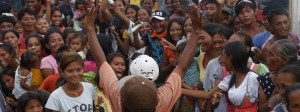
{"left": 151, "top": 10, "right": 168, "bottom": 21}
{"left": 120, "top": 76, "right": 158, "bottom": 112}
{"left": 222, "top": 7, "right": 232, "bottom": 15}
{"left": 129, "top": 55, "right": 159, "bottom": 81}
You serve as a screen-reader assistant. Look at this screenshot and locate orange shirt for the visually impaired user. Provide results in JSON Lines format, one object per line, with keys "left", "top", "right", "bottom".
{"left": 38, "top": 74, "right": 60, "bottom": 93}
{"left": 99, "top": 62, "right": 182, "bottom": 112}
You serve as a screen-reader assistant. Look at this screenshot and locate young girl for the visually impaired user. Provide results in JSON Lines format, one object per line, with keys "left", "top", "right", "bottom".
{"left": 62, "top": 27, "right": 76, "bottom": 46}
{"left": 26, "top": 34, "right": 45, "bottom": 89}
{"left": 137, "top": 8, "right": 151, "bottom": 21}
{"left": 183, "top": 17, "right": 192, "bottom": 37}
{"left": 68, "top": 31, "right": 87, "bottom": 59}
{"left": 50, "top": 8, "right": 65, "bottom": 32}
{"left": 45, "top": 52, "right": 95, "bottom": 112}
{"left": 15, "top": 22, "right": 23, "bottom": 34}
{"left": 0, "top": 69, "right": 16, "bottom": 107}
{"left": 17, "top": 91, "right": 44, "bottom": 112}
{"left": 106, "top": 53, "right": 126, "bottom": 80}
{"left": 0, "top": 41, "right": 19, "bottom": 71}
{"left": 161, "top": 18, "right": 184, "bottom": 76}
{"left": 41, "top": 27, "right": 65, "bottom": 78}
{"left": 2, "top": 29, "right": 26, "bottom": 59}
{"left": 35, "top": 18, "right": 50, "bottom": 35}
{"left": 12, "top": 51, "right": 39, "bottom": 99}
{"left": 73, "top": 0, "right": 87, "bottom": 31}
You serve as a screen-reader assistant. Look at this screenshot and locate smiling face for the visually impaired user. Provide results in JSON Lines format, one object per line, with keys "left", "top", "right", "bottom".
{"left": 126, "top": 8, "right": 137, "bottom": 22}
{"left": 139, "top": 22, "right": 151, "bottom": 36}
{"left": 35, "top": 18, "right": 50, "bottom": 34}
{"left": 198, "top": 31, "right": 213, "bottom": 52}
{"left": 46, "top": 33, "right": 65, "bottom": 54}
{"left": 169, "top": 22, "right": 183, "bottom": 42}
{"left": 151, "top": 19, "right": 167, "bottom": 34}
{"left": 51, "top": 10, "right": 63, "bottom": 27}
{"left": 20, "top": 13, "right": 36, "bottom": 33}
{"left": 138, "top": 9, "right": 150, "bottom": 21}
{"left": 109, "top": 56, "right": 126, "bottom": 80}
{"left": 213, "top": 33, "right": 228, "bottom": 55}
{"left": 184, "top": 18, "right": 192, "bottom": 35}
{"left": 69, "top": 38, "right": 83, "bottom": 52}
{"left": 142, "top": 0, "right": 154, "bottom": 10}
{"left": 172, "top": 0, "right": 182, "bottom": 11}
{"left": 221, "top": 50, "right": 233, "bottom": 71}
{"left": 237, "top": 6, "right": 256, "bottom": 26}
{"left": 63, "top": 61, "right": 84, "bottom": 85}
{"left": 270, "top": 14, "right": 290, "bottom": 38}
{"left": 165, "top": 0, "right": 173, "bottom": 13}
{"left": 4, "top": 32, "right": 20, "bottom": 48}
{"left": 26, "top": 37, "right": 43, "bottom": 57}
{"left": 26, "top": 0, "right": 40, "bottom": 11}
{"left": 0, "top": 48, "right": 13, "bottom": 68}
{"left": 25, "top": 99, "right": 43, "bottom": 112}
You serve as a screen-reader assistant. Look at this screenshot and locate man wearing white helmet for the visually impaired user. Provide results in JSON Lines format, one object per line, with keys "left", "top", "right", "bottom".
{"left": 84, "top": 2, "right": 203, "bottom": 112}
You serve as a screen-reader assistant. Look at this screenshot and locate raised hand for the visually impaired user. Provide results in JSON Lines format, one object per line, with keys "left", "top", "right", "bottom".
{"left": 161, "top": 39, "right": 176, "bottom": 51}
{"left": 84, "top": 1, "right": 101, "bottom": 31}
{"left": 189, "top": 4, "right": 203, "bottom": 33}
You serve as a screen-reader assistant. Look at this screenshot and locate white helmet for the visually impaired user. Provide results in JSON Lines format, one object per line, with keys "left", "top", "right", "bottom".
{"left": 129, "top": 55, "right": 159, "bottom": 81}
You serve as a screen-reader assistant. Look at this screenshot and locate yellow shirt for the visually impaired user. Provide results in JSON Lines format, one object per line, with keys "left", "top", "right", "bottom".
{"left": 197, "top": 53, "right": 206, "bottom": 84}
{"left": 130, "top": 0, "right": 141, "bottom": 7}
{"left": 31, "top": 68, "right": 44, "bottom": 88}
{"left": 94, "top": 87, "right": 113, "bottom": 112}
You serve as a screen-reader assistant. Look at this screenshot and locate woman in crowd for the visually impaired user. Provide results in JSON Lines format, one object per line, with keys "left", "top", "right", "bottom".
{"left": 0, "top": 41, "right": 19, "bottom": 71}
{"left": 2, "top": 29, "right": 26, "bottom": 59}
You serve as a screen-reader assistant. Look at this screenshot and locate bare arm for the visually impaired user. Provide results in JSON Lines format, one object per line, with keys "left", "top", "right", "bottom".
{"left": 182, "top": 85, "right": 224, "bottom": 99}
{"left": 112, "top": 30, "right": 129, "bottom": 55}
{"left": 41, "top": 68, "right": 55, "bottom": 79}
{"left": 213, "top": 2, "right": 223, "bottom": 24}
{"left": 20, "top": 70, "right": 33, "bottom": 91}
{"left": 45, "top": 0, "right": 51, "bottom": 22}
{"left": 111, "top": 3, "right": 130, "bottom": 27}
{"left": 133, "top": 31, "right": 145, "bottom": 49}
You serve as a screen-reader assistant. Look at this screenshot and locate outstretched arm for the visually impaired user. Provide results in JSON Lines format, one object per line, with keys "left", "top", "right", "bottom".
{"left": 173, "top": 4, "right": 202, "bottom": 77}
{"left": 84, "top": 3, "right": 106, "bottom": 68}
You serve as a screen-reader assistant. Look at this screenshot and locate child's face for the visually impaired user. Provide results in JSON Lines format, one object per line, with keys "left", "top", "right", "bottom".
{"left": 78, "top": 3, "right": 85, "bottom": 10}
{"left": 1, "top": 75, "right": 14, "bottom": 91}
{"left": 0, "top": 48, "right": 14, "bottom": 67}
{"left": 46, "top": 33, "right": 65, "bottom": 54}
{"left": 184, "top": 18, "right": 192, "bottom": 35}
{"left": 139, "top": 22, "right": 151, "bottom": 36}
{"left": 170, "top": 22, "right": 183, "bottom": 42}
{"left": 27, "top": 37, "right": 43, "bottom": 57}
{"left": 110, "top": 56, "right": 126, "bottom": 80}
{"left": 15, "top": 23, "right": 23, "bottom": 34}
{"left": 138, "top": 9, "right": 150, "bottom": 21}
{"left": 4, "top": 32, "right": 20, "bottom": 48}
{"left": 126, "top": 8, "right": 137, "bottom": 22}
{"left": 288, "top": 89, "right": 300, "bottom": 112}
{"left": 25, "top": 99, "right": 43, "bottom": 112}
{"left": 69, "top": 38, "right": 83, "bottom": 52}
{"left": 51, "top": 11, "right": 63, "bottom": 27}
{"left": 62, "top": 61, "right": 84, "bottom": 85}
{"left": 35, "top": 18, "right": 50, "bottom": 34}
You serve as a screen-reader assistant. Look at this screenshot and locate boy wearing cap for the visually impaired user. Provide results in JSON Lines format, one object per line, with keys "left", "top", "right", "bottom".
{"left": 234, "top": 0, "right": 262, "bottom": 38}
{"left": 133, "top": 9, "right": 168, "bottom": 67}
{"left": 84, "top": 3, "right": 203, "bottom": 112}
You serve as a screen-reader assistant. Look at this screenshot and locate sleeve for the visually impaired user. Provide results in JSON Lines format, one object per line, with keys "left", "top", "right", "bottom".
{"left": 249, "top": 73, "right": 259, "bottom": 103}
{"left": 98, "top": 62, "right": 121, "bottom": 112}
{"left": 252, "top": 34, "right": 262, "bottom": 49}
{"left": 141, "top": 34, "right": 150, "bottom": 46}
{"left": 40, "top": 57, "right": 52, "bottom": 69}
{"left": 157, "top": 72, "right": 182, "bottom": 111}
{"left": 45, "top": 92, "right": 60, "bottom": 111}
{"left": 203, "top": 60, "right": 213, "bottom": 90}
{"left": 218, "top": 75, "right": 232, "bottom": 91}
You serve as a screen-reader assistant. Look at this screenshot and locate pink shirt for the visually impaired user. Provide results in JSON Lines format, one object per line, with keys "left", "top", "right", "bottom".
{"left": 84, "top": 61, "right": 98, "bottom": 73}
{"left": 99, "top": 62, "right": 182, "bottom": 112}
{"left": 40, "top": 55, "right": 59, "bottom": 74}
{"left": 19, "top": 33, "right": 26, "bottom": 49}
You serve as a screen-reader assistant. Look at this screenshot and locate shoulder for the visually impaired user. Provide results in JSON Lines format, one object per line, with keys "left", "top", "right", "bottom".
{"left": 248, "top": 72, "right": 258, "bottom": 78}
{"left": 41, "top": 55, "right": 55, "bottom": 62}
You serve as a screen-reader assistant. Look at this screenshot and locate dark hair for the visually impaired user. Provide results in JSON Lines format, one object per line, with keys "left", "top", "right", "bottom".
{"left": 20, "top": 50, "right": 37, "bottom": 70}
{"left": 2, "top": 29, "right": 19, "bottom": 39}
{"left": 125, "top": 5, "right": 140, "bottom": 20}
{"left": 69, "top": 31, "right": 87, "bottom": 49}
{"left": 115, "top": 0, "right": 126, "bottom": 6}
{"left": 97, "top": 34, "right": 113, "bottom": 56}
{"left": 17, "top": 7, "right": 36, "bottom": 21}
{"left": 106, "top": 52, "right": 126, "bottom": 64}
{"left": 44, "top": 27, "right": 64, "bottom": 54}
{"left": 35, "top": 89, "right": 50, "bottom": 106}
{"left": 62, "top": 27, "right": 76, "bottom": 43}
{"left": 285, "top": 83, "right": 300, "bottom": 109}
{"left": 0, "top": 16, "right": 16, "bottom": 26}
{"left": 166, "top": 18, "right": 184, "bottom": 44}
{"left": 140, "top": 0, "right": 155, "bottom": 6}
{"left": 0, "top": 3, "right": 12, "bottom": 15}
{"left": 205, "top": 0, "right": 218, "bottom": 6}
{"left": 17, "top": 91, "right": 44, "bottom": 112}
{"left": 54, "top": 46, "right": 73, "bottom": 64}
{"left": 25, "top": 33, "right": 44, "bottom": 47}
{"left": 0, "top": 41, "right": 16, "bottom": 59}
{"left": 176, "top": 41, "right": 187, "bottom": 54}
{"left": 75, "top": 0, "right": 86, "bottom": 10}
{"left": 233, "top": 31, "right": 253, "bottom": 57}
{"left": 139, "top": 7, "right": 152, "bottom": 16}
{"left": 279, "top": 65, "right": 300, "bottom": 83}
{"left": 213, "top": 27, "right": 234, "bottom": 40}
{"left": 267, "top": 9, "right": 289, "bottom": 24}
{"left": 51, "top": 7, "right": 62, "bottom": 18}
{"left": 234, "top": 0, "right": 256, "bottom": 16}
{"left": 203, "top": 23, "right": 223, "bottom": 37}
{"left": 228, "top": 16, "right": 239, "bottom": 30}
{"left": 0, "top": 68, "right": 15, "bottom": 79}
{"left": 224, "top": 41, "right": 250, "bottom": 88}
{"left": 262, "top": 2, "right": 284, "bottom": 16}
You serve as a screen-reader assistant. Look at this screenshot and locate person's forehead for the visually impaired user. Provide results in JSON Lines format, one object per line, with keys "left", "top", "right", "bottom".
{"left": 0, "top": 22, "right": 13, "bottom": 26}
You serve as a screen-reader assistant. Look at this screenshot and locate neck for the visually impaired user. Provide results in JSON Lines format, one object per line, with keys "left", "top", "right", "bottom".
{"left": 244, "top": 21, "right": 259, "bottom": 31}
{"left": 273, "top": 35, "right": 289, "bottom": 41}
{"left": 64, "top": 82, "right": 82, "bottom": 91}
{"left": 233, "top": 70, "right": 246, "bottom": 79}
{"left": 206, "top": 50, "right": 219, "bottom": 59}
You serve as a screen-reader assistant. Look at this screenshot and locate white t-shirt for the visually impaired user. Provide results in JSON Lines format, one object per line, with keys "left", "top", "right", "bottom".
{"left": 45, "top": 82, "right": 96, "bottom": 112}
{"left": 12, "top": 66, "right": 32, "bottom": 99}
{"left": 218, "top": 72, "right": 259, "bottom": 106}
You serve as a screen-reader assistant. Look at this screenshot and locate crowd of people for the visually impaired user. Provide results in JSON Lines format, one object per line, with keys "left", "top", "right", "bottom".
{"left": 0, "top": 0, "right": 298, "bottom": 112}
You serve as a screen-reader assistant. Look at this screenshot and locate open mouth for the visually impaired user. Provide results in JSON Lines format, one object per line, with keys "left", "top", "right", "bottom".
{"left": 115, "top": 71, "right": 124, "bottom": 77}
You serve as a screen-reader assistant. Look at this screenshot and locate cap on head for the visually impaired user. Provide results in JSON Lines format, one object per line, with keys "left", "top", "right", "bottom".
{"left": 151, "top": 10, "right": 168, "bottom": 21}
{"left": 130, "top": 55, "right": 159, "bottom": 81}
{"left": 222, "top": 6, "right": 232, "bottom": 15}
{"left": 120, "top": 76, "right": 158, "bottom": 112}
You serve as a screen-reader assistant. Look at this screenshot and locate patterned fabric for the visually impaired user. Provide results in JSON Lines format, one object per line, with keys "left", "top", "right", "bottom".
{"left": 142, "top": 33, "right": 164, "bottom": 66}
{"left": 257, "top": 73, "right": 275, "bottom": 99}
